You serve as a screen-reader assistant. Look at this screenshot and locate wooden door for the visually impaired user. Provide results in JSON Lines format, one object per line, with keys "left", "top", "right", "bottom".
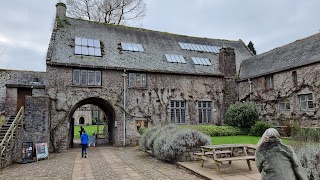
{"left": 17, "top": 88, "right": 32, "bottom": 113}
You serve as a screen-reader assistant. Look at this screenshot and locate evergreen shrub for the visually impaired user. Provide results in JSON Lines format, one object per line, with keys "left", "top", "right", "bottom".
{"left": 225, "top": 102, "right": 259, "bottom": 128}
{"left": 250, "top": 121, "right": 273, "bottom": 136}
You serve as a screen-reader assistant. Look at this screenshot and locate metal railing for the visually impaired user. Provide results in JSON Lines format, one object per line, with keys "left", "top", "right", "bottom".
{"left": 0, "top": 107, "right": 24, "bottom": 169}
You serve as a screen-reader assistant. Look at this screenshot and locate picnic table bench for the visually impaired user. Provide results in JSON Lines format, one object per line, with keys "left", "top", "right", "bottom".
{"left": 194, "top": 144, "right": 256, "bottom": 172}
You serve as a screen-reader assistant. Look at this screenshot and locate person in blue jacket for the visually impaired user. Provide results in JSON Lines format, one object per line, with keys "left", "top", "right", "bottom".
{"left": 80, "top": 130, "right": 89, "bottom": 158}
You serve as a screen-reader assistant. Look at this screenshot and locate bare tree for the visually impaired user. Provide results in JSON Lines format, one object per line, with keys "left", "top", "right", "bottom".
{"left": 66, "top": 0, "right": 146, "bottom": 25}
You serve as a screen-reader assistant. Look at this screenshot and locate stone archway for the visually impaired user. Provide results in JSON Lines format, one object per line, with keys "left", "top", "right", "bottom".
{"left": 68, "top": 97, "right": 116, "bottom": 148}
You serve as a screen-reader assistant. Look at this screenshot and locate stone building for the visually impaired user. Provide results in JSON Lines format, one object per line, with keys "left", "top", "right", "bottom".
{"left": 1, "top": 3, "right": 318, "bottom": 152}
{"left": 44, "top": 3, "right": 252, "bottom": 149}
{"left": 239, "top": 33, "right": 320, "bottom": 127}
{"left": 0, "top": 3, "right": 253, "bottom": 150}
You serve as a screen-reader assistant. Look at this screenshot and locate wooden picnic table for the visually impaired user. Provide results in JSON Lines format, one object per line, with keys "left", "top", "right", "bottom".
{"left": 195, "top": 144, "right": 255, "bottom": 172}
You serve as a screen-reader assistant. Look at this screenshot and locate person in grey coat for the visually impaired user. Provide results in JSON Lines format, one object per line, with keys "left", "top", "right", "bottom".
{"left": 255, "top": 128, "right": 307, "bottom": 180}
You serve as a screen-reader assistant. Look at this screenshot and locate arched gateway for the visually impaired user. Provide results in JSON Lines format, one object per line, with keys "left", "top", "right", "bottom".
{"left": 68, "top": 97, "right": 115, "bottom": 148}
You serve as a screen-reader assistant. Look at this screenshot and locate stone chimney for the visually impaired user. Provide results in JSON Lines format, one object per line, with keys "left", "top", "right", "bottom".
{"left": 219, "top": 47, "right": 238, "bottom": 124}
{"left": 55, "top": 3, "right": 67, "bottom": 20}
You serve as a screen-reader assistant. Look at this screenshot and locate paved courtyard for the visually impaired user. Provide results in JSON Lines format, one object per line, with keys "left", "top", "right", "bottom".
{"left": 0, "top": 146, "right": 260, "bottom": 180}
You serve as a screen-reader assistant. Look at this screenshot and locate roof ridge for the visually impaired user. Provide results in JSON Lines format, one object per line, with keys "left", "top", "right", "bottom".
{"left": 66, "top": 17, "right": 241, "bottom": 43}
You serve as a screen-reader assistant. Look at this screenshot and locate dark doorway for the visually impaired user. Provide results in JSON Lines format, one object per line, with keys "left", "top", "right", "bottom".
{"left": 17, "top": 88, "right": 32, "bottom": 113}
{"left": 79, "top": 117, "right": 85, "bottom": 124}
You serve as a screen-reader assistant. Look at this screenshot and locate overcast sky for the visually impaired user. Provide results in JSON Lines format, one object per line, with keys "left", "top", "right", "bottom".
{"left": 0, "top": 0, "right": 319, "bottom": 71}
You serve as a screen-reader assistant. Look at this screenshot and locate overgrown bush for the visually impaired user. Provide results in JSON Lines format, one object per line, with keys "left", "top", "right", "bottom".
{"left": 181, "top": 125, "right": 245, "bottom": 136}
{"left": 139, "top": 124, "right": 211, "bottom": 162}
{"left": 146, "top": 124, "right": 177, "bottom": 154}
{"left": 295, "top": 144, "right": 320, "bottom": 180}
{"left": 225, "top": 102, "right": 259, "bottom": 128}
{"left": 250, "top": 121, "right": 273, "bottom": 136}
{"left": 153, "top": 128, "right": 211, "bottom": 162}
{"left": 139, "top": 125, "right": 159, "bottom": 151}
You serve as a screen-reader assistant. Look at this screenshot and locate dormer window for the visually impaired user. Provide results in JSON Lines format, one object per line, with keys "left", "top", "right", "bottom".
{"left": 75, "top": 37, "right": 101, "bottom": 57}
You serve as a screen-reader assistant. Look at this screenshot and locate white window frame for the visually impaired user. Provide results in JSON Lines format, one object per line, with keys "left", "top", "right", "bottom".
{"left": 73, "top": 69, "right": 102, "bottom": 86}
{"left": 198, "top": 101, "right": 212, "bottom": 124}
{"left": 299, "top": 93, "right": 314, "bottom": 111}
{"left": 128, "top": 73, "right": 147, "bottom": 88}
{"left": 170, "top": 101, "right": 186, "bottom": 124}
{"left": 279, "top": 98, "right": 290, "bottom": 112}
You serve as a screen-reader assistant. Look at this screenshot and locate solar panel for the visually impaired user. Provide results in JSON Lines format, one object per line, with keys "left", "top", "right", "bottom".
{"left": 88, "top": 39, "right": 94, "bottom": 47}
{"left": 178, "top": 42, "right": 185, "bottom": 49}
{"left": 179, "top": 55, "right": 186, "bottom": 63}
{"left": 137, "top": 44, "right": 144, "bottom": 52}
{"left": 121, "top": 42, "right": 144, "bottom": 52}
{"left": 75, "top": 37, "right": 82, "bottom": 45}
{"left": 94, "top": 48, "right": 101, "bottom": 56}
{"left": 81, "top": 46, "right": 89, "bottom": 55}
{"left": 88, "top": 47, "right": 95, "bottom": 56}
{"left": 75, "top": 45, "right": 82, "bottom": 54}
{"left": 74, "top": 37, "right": 102, "bottom": 57}
{"left": 127, "top": 43, "right": 134, "bottom": 51}
{"left": 121, "top": 42, "right": 128, "bottom": 50}
{"left": 81, "top": 38, "right": 88, "bottom": 46}
{"left": 132, "top": 43, "right": 139, "bottom": 51}
{"left": 94, "top": 40, "right": 100, "bottom": 47}
{"left": 178, "top": 42, "right": 221, "bottom": 54}
{"left": 165, "top": 54, "right": 173, "bottom": 62}
{"left": 192, "top": 57, "right": 212, "bottom": 66}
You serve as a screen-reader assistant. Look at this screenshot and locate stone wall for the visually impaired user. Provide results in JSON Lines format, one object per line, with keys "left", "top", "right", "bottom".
{"left": 239, "top": 63, "right": 320, "bottom": 127}
{"left": 46, "top": 65, "right": 224, "bottom": 149}
{"left": 23, "top": 96, "right": 50, "bottom": 144}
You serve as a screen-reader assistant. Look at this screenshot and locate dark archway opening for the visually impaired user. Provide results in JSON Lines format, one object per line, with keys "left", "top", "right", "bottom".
{"left": 68, "top": 97, "right": 115, "bottom": 148}
{"left": 79, "top": 117, "right": 85, "bottom": 124}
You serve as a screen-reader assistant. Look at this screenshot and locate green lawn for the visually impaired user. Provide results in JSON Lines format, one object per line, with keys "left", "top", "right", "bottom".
{"left": 212, "top": 136, "right": 291, "bottom": 145}
{"left": 74, "top": 125, "right": 104, "bottom": 139}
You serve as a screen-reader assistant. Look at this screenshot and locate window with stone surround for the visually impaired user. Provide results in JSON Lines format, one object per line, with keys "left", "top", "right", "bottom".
{"left": 265, "top": 75, "right": 273, "bottom": 89}
{"left": 73, "top": 69, "right": 101, "bottom": 86}
{"left": 170, "top": 101, "right": 186, "bottom": 124}
{"left": 299, "top": 93, "right": 314, "bottom": 111}
{"left": 75, "top": 37, "right": 101, "bottom": 57}
{"left": 279, "top": 98, "right": 290, "bottom": 112}
{"left": 254, "top": 101, "right": 264, "bottom": 112}
{"left": 128, "top": 73, "right": 146, "bottom": 88}
{"left": 198, "top": 101, "right": 212, "bottom": 124}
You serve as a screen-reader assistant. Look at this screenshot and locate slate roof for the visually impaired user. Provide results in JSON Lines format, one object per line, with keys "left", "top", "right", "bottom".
{"left": 47, "top": 17, "right": 252, "bottom": 76}
{"left": 240, "top": 32, "right": 320, "bottom": 80}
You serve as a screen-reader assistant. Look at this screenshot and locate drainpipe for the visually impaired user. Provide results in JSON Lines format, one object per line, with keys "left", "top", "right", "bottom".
{"left": 248, "top": 79, "right": 252, "bottom": 100}
{"left": 122, "top": 70, "right": 127, "bottom": 147}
